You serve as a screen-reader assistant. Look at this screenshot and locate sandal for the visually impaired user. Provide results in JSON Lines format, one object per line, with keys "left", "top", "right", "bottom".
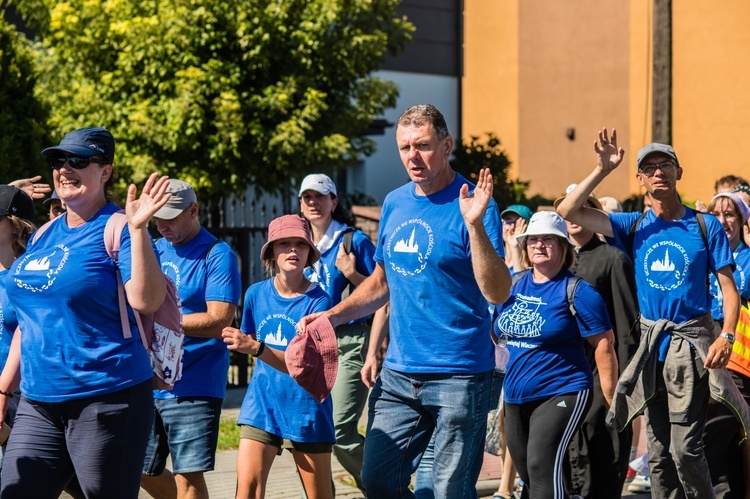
{"left": 493, "top": 494, "right": 512, "bottom": 499}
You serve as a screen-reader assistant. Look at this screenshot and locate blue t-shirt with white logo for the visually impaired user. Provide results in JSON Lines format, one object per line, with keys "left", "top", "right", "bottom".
{"left": 711, "top": 241, "right": 750, "bottom": 321}
{"left": 0, "top": 270, "right": 17, "bottom": 372}
{"left": 374, "top": 173, "right": 504, "bottom": 374}
{"left": 238, "top": 279, "right": 334, "bottom": 443}
{"left": 607, "top": 209, "right": 733, "bottom": 323}
{"left": 495, "top": 270, "right": 612, "bottom": 404}
{"left": 154, "top": 228, "right": 241, "bottom": 400}
{"left": 7, "top": 203, "right": 153, "bottom": 402}
{"left": 304, "top": 226, "right": 375, "bottom": 324}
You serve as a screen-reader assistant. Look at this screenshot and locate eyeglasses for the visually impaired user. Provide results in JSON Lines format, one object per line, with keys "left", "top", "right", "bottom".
{"left": 526, "top": 235, "right": 558, "bottom": 247}
{"left": 48, "top": 155, "right": 106, "bottom": 170}
{"left": 711, "top": 211, "right": 738, "bottom": 222}
{"left": 638, "top": 161, "right": 677, "bottom": 176}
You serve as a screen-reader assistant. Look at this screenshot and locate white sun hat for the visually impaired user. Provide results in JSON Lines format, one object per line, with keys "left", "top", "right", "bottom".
{"left": 516, "top": 211, "right": 575, "bottom": 246}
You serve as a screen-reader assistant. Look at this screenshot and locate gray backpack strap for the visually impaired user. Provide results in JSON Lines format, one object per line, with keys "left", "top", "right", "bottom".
{"left": 342, "top": 228, "right": 355, "bottom": 255}
{"left": 511, "top": 269, "right": 530, "bottom": 287}
{"left": 627, "top": 211, "right": 648, "bottom": 256}
{"left": 513, "top": 269, "right": 580, "bottom": 317}
{"left": 566, "top": 276, "right": 583, "bottom": 317}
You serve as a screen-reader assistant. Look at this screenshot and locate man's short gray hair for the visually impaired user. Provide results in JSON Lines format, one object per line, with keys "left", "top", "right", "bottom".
{"left": 397, "top": 104, "right": 449, "bottom": 141}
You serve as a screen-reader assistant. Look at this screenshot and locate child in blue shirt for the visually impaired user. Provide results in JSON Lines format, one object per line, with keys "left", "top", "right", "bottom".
{"left": 222, "top": 214, "right": 334, "bottom": 498}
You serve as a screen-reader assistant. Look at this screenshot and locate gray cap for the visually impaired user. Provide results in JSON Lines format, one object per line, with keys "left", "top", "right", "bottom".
{"left": 153, "top": 179, "right": 197, "bottom": 220}
{"left": 637, "top": 143, "right": 679, "bottom": 169}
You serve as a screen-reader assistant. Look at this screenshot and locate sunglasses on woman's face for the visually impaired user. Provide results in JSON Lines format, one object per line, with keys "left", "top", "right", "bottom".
{"left": 47, "top": 155, "right": 105, "bottom": 170}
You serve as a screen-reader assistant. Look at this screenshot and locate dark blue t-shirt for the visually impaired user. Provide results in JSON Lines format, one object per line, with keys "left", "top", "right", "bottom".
{"left": 495, "top": 270, "right": 611, "bottom": 404}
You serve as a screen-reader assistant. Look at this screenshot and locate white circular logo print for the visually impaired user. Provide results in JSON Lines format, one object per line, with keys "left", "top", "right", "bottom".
{"left": 162, "top": 262, "right": 181, "bottom": 289}
{"left": 385, "top": 219, "right": 434, "bottom": 276}
{"left": 14, "top": 244, "right": 70, "bottom": 293}
{"left": 643, "top": 241, "right": 689, "bottom": 291}
{"left": 256, "top": 314, "right": 297, "bottom": 349}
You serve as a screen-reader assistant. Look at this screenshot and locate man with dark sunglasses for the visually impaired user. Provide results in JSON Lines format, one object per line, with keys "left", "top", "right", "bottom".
{"left": 557, "top": 130, "right": 750, "bottom": 498}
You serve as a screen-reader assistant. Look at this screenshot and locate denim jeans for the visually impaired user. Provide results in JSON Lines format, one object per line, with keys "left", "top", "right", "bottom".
{"left": 361, "top": 367, "right": 493, "bottom": 498}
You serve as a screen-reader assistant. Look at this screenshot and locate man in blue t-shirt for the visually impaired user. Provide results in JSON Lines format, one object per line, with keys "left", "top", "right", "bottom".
{"left": 140, "top": 179, "right": 241, "bottom": 499}
{"left": 557, "top": 129, "right": 743, "bottom": 498}
{"left": 299, "top": 104, "right": 511, "bottom": 498}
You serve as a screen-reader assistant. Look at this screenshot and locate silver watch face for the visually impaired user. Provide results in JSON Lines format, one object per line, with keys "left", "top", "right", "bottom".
{"left": 722, "top": 332, "right": 736, "bottom": 342}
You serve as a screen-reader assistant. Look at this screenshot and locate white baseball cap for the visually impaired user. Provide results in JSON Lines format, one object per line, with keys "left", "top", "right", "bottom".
{"left": 298, "top": 174, "right": 337, "bottom": 197}
{"left": 516, "top": 211, "right": 574, "bottom": 246}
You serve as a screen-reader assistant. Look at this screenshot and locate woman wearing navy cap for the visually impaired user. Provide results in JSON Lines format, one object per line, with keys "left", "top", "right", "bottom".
{"left": 0, "top": 127, "right": 171, "bottom": 498}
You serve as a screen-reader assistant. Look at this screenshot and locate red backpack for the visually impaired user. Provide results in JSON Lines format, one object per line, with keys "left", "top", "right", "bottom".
{"left": 33, "top": 211, "right": 184, "bottom": 390}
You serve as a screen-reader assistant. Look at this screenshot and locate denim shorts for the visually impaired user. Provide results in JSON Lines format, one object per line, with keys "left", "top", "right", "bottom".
{"left": 240, "top": 425, "right": 332, "bottom": 454}
{"left": 142, "top": 397, "right": 222, "bottom": 475}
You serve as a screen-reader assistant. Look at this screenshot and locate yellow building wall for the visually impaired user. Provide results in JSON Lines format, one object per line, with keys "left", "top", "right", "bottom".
{"left": 464, "top": 0, "right": 632, "bottom": 203}
{"left": 464, "top": 1, "right": 750, "bottom": 206}
{"left": 672, "top": 1, "right": 750, "bottom": 204}
{"left": 462, "top": 0, "right": 520, "bottom": 183}
{"left": 628, "top": 0, "right": 652, "bottom": 198}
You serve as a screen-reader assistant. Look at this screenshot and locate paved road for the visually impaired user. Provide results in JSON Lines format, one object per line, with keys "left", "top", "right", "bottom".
{"left": 58, "top": 388, "right": 652, "bottom": 498}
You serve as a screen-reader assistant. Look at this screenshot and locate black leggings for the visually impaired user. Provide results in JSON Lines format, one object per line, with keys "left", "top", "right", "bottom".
{"left": 505, "top": 390, "right": 591, "bottom": 499}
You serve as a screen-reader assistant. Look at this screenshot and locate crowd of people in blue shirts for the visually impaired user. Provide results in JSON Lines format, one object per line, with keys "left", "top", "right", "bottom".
{"left": 0, "top": 104, "right": 749, "bottom": 499}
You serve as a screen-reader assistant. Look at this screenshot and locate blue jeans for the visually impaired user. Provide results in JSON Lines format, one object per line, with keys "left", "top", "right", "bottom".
{"left": 361, "top": 367, "right": 492, "bottom": 498}
{"left": 413, "top": 434, "right": 436, "bottom": 498}
{"left": 143, "top": 397, "right": 222, "bottom": 475}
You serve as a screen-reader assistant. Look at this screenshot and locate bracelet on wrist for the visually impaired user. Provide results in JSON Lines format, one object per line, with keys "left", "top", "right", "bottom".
{"left": 0, "top": 389, "right": 13, "bottom": 399}
{"left": 252, "top": 340, "right": 266, "bottom": 358}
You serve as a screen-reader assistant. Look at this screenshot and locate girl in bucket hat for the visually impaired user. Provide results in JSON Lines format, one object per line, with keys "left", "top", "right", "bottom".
{"left": 221, "top": 214, "right": 336, "bottom": 498}
{"left": 493, "top": 211, "right": 618, "bottom": 498}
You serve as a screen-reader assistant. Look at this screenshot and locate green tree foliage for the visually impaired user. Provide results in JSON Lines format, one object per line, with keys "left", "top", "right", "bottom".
{"left": 12, "top": 0, "right": 413, "bottom": 200}
{"left": 450, "top": 132, "right": 536, "bottom": 211}
{"left": 0, "top": 13, "right": 48, "bottom": 184}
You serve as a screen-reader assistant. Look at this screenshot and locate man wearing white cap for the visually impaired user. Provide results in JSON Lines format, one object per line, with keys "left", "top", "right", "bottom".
{"left": 140, "top": 179, "right": 242, "bottom": 499}
{"left": 557, "top": 130, "right": 750, "bottom": 498}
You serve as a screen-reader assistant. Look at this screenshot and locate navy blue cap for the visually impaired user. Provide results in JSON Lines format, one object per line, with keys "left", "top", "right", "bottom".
{"left": 0, "top": 185, "right": 34, "bottom": 221}
{"left": 41, "top": 127, "right": 115, "bottom": 163}
{"left": 43, "top": 190, "right": 61, "bottom": 206}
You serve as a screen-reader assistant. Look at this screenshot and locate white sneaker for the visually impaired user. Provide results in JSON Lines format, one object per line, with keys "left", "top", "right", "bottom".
{"left": 627, "top": 474, "right": 651, "bottom": 493}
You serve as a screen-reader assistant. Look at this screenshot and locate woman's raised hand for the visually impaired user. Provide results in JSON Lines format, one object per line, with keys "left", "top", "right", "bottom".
{"left": 126, "top": 173, "right": 171, "bottom": 229}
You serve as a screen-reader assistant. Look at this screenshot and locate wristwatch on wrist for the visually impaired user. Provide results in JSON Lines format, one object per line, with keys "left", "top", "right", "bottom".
{"left": 720, "top": 332, "right": 736, "bottom": 344}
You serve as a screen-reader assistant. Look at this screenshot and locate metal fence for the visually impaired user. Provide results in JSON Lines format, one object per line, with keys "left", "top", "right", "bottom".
{"left": 201, "top": 192, "right": 291, "bottom": 387}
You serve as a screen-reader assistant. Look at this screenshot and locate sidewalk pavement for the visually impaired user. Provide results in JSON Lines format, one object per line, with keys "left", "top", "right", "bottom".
{"left": 62, "top": 387, "right": 650, "bottom": 498}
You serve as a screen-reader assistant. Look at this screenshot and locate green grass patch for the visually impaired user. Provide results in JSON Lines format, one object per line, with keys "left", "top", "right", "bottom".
{"left": 217, "top": 416, "right": 241, "bottom": 451}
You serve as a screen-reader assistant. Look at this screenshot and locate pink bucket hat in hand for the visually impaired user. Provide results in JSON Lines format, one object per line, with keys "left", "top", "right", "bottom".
{"left": 285, "top": 315, "right": 338, "bottom": 403}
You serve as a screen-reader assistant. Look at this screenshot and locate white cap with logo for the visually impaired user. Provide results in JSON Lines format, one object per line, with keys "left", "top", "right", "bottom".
{"left": 298, "top": 174, "right": 337, "bottom": 197}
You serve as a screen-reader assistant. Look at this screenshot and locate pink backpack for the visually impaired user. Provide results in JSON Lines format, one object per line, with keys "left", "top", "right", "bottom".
{"left": 33, "top": 211, "right": 184, "bottom": 390}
